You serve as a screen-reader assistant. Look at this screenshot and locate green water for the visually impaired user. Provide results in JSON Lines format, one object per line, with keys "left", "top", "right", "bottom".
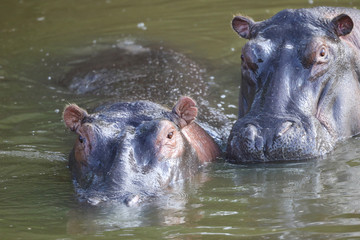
{"left": 1, "top": 0, "right": 360, "bottom": 239}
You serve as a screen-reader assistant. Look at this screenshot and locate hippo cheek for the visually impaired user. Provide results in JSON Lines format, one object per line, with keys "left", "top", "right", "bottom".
{"left": 74, "top": 124, "right": 97, "bottom": 166}
{"left": 132, "top": 120, "right": 185, "bottom": 167}
{"left": 131, "top": 121, "right": 186, "bottom": 188}
{"left": 154, "top": 121, "right": 185, "bottom": 160}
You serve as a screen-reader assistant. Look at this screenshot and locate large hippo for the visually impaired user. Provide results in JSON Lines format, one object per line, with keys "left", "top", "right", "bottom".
{"left": 227, "top": 7, "right": 360, "bottom": 162}
{"left": 63, "top": 96, "right": 220, "bottom": 205}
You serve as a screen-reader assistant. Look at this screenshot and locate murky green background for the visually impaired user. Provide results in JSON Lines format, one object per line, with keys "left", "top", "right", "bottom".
{"left": 1, "top": 0, "right": 360, "bottom": 239}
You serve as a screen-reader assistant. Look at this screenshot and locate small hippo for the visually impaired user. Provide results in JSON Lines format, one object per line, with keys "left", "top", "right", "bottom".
{"left": 227, "top": 7, "right": 360, "bottom": 162}
{"left": 63, "top": 96, "right": 220, "bottom": 205}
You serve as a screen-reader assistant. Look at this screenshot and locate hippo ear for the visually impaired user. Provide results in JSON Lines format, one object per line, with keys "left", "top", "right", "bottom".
{"left": 331, "top": 14, "right": 353, "bottom": 36}
{"left": 63, "top": 104, "right": 88, "bottom": 132}
{"left": 232, "top": 15, "right": 254, "bottom": 39}
{"left": 172, "top": 96, "right": 198, "bottom": 128}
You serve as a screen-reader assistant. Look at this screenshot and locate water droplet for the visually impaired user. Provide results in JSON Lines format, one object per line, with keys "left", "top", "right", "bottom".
{"left": 137, "top": 22, "right": 147, "bottom": 30}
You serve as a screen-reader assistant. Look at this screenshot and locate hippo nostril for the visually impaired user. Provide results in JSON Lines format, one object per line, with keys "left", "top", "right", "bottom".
{"left": 242, "top": 124, "right": 258, "bottom": 141}
{"left": 277, "top": 121, "right": 294, "bottom": 137}
{"left": 124, "top": 194, "right": 140, "bottom": 207}
{"left": 241, "top": 123, "right": 265, "bottom": 151}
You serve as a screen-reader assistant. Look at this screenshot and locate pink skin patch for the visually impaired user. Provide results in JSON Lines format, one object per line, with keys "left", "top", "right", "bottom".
{"left": 181, "top": 123, "right": 220, "bottom": 163}
{"left": 152, "top": 120, "right": 220, "bottom": 163}
{"left": 154, "top": 120, "right": 185, "bottom": 160}
{"left": 171, "top": 96, "right": 220, "bottom": 163}
{"left": 73, "top": 124, "right": 95, "bottom": 165}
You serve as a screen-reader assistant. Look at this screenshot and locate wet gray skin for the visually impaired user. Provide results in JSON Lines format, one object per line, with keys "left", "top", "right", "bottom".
{"left": 227, "top": 7, "right": 360, "bottom": 163}
{"left": 63, "top": 97, "right": 220, "bottom": 205}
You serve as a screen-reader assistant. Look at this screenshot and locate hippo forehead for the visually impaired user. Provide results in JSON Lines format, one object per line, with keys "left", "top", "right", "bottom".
{"left": 253, "top": 9, "right": 333, "bottom": 44}
{"left": 85, "top": 101, "right": 175, "bottom": 137}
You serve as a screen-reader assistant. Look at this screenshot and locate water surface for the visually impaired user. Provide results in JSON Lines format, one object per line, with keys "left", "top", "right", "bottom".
{"left": 1, "top": 0, "right": 360, "bottom": 239}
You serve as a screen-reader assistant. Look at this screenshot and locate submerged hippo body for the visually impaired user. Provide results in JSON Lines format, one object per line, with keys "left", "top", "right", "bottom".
{"left": 63, "top": 97, "right": 220, "bottom": 205}
{"left": 227, "top": 7, "right": 360, "bottom": 162}
{"left": 62, "top": 42, "right": 230, "bottom": 147}
{"left": 62, "top": 44, "right": 206, "bottom": 106}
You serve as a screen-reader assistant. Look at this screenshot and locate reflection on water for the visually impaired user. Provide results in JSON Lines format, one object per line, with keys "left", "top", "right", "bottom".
{"left": 66, "top": 171, "right": 209, "bottom": 234}
{"left": 1, "top": 0, "right": 360, "bottom": 239}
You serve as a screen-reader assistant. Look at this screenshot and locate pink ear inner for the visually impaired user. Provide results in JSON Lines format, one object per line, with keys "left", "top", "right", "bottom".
{"left": 332, "top": 14, "right": 353, "bottom": 36}
{"left": 63, "top": 104, "right": 88, "bottom": 132}
{"left": 172, "top": 96, "right": 198, "bottom": 128}
{"left": 232, "top": 16, "right": 253, "bottom": 39}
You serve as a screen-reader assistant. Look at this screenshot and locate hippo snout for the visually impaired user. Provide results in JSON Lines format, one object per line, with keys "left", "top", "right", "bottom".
{"left": 227, "top": 117, "right": 318, "bottom": 162}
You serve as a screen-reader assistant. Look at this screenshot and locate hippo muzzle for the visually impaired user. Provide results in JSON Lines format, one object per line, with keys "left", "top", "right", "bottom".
{"left": 227, "top": 113, "right": 335, "bottom": 162}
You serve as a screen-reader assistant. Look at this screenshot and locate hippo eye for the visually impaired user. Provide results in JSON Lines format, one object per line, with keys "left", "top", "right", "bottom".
{"left": 319, "top": 47, "right": 327, "bottom": 57}
{"left": 167, "top": 131, "right": 174, "bottom": 139}
{"left": 241, "top": 54, "right": 245, "bottom": 62}
{"left": 79, "top": 135, "right": 85, "bottom": 144}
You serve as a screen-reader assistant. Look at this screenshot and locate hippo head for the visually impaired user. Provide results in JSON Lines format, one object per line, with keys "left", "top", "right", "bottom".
{"left": 63, "top": 96, "right": 219, "bottom": 205}
{"left": 227, "top": 7, "right": 360, "bottom": 162}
